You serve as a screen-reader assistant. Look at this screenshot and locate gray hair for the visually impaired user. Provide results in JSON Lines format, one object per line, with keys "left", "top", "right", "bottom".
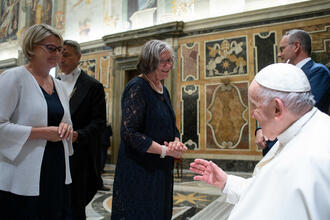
{"left": 22, "top": 24, "right": 63, "bottom": 60}
{"left": 63, "top": 39, "right": 81, "bottom": 54}
{"left": 284, "top": 29, "right": 312, "bottom": 56}
{"left": 257, "top": 85, "right": 315, "bottom": 114}
{"left": 136, "top": 40, "right": 174, "bottom": 74}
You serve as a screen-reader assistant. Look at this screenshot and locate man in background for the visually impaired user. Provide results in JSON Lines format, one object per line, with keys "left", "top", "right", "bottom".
{"left": 58, "top": 40, "right": 107, "bottom": 219}
{"left": 256, "top": 29, "right": 330, "bottom": 155}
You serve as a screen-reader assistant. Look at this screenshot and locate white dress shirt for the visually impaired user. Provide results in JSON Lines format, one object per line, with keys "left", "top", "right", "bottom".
{"left": 296, "top": 57, "right": 311, "bottom": 69}
{"left": 58, "top": 67, "right": 81, "bottom": 97}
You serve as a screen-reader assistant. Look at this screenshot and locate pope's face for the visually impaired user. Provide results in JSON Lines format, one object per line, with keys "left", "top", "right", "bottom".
{"left": 248, "top": 81, "right": 278, "bottom": 140}
{"left": 153, "top": 50, "right": 173, "bottom": 81}
{"left": 278, "top": 36, "right": 296, "bottom": 64}
{"left": 58, "top": 45, "right": 81, "bottom": 74}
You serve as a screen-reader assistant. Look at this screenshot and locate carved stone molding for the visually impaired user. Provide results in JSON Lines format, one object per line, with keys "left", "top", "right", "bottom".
{"left": 103, "top": 21, "right": 184, "bottom": 48}
{"left": 0, "top": 58, "right": 17, "bottom": 70}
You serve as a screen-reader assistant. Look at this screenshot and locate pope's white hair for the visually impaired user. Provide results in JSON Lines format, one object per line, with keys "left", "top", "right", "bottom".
{"left": 257, "top": 85, "right": 315, "bottom": 114}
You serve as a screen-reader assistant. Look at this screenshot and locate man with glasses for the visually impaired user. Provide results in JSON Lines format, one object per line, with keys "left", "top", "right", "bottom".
{"left": 256, "top": 29, "right": 330, "bottom": 156}
{"left": 58, "top": 40, "right": 107, "bottom": 219}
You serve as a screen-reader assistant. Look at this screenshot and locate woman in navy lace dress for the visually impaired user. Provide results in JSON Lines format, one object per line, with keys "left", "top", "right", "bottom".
{"left": 111, "top": 40, "right": 187, "bottom": 220}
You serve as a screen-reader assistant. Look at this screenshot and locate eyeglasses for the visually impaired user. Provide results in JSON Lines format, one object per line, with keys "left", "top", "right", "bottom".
{"left": 159, "top": 57, "right": 174, "bottom": 66}
{"left": 38, "top": 44, "right": 63, "bottom": 53}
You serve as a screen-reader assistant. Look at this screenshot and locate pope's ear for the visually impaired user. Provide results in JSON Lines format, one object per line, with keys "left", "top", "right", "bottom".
{"left": 273, "top": 97, "right": 285, "bottom": 117}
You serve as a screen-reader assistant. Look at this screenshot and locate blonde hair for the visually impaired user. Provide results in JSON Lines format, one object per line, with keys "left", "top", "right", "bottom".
{"left": 22, "top": 24, "right": 63, "bottom": 60}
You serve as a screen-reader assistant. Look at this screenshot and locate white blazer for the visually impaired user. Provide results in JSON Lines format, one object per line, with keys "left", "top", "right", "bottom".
{"left": 0, "top": 66, "right": 73, "bottom": 196}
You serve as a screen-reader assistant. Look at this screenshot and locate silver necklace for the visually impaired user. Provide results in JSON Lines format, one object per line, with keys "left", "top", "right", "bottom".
{"left": 144, "top": 74, "right": 163, "bottom": 94}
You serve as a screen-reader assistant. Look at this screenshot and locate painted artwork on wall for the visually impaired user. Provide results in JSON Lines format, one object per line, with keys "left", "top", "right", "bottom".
{"left": 25, "top": 0, "right": 53, "bottom": 27}
{"left": 0, "top": 0, "right": 65, "bottom": 44}
{"left": 0, "top": 0, "right": 19, "bottom": 43}
{"left": 171, "top": 0, "right": 195, "bottom": 19}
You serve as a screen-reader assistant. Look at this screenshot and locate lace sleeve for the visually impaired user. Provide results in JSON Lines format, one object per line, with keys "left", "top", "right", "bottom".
{"left": 121, "top": 81, "right": 152, "bottom": 153}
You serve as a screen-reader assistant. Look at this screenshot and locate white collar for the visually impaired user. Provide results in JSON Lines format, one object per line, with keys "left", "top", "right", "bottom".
{"left": 59, "top": 67, "right": 81, "bottom": 81}
{"left": 277, "top": 107, "right": 317, "bottom": 146}
{"left": 296, "top": 57, "right": 311, "bottom": 69}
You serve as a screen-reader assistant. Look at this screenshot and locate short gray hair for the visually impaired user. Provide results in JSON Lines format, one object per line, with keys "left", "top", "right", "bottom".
{"left": 284, "top": 29, "right": 312, "bottom": 56}
{"left": 137, "top": 40, "right": 174, "bottom": 74}
{"left": 63, "top": 39, "right": 81, "bottom": 54}
{"left": 256, "top": 85, "right": 315, "bottom": 114}
{"left": 22, "top": 24, "right": 63, "bottom": 60}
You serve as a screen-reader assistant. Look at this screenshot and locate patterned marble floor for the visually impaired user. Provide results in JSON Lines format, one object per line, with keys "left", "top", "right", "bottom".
{"left": 86, "top": 164, "right": 251, "bottom": 220}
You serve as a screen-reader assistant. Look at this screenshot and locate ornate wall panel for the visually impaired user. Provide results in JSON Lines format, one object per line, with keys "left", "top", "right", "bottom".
{"left": 205, "top": 36, "right": 247, "bottom": 78}
{"left": 80, "top": 59, "right": 96, "bottom": 78}
{"left": 100, "top": 56, "right": 111, "bottom": 88}
{"left": 81, "top": 52, "right": 113, "bottom": 123}
{"left": 253, "top": 32, "right": 277, "bottom": 73}
{"left": 206, "top": 82, "right": 248, "bottom": 150}
{"left": 181, "top": 42, "right": 200, "bottom": 81}
{"left": 181, "top": 85, "right": 200, "bottom": 150}
{"left": 176, "top": 16, "right": 330, "bottom": 161}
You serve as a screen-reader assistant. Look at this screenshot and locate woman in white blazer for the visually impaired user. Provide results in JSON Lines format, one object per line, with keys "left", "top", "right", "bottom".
{"left": 0, "top": 24, "right": 74, "bottom": 219}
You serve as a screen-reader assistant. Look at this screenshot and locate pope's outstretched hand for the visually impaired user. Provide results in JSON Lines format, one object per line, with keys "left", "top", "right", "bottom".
{"left": 189, "top": 159, "right": 227, "bottom": 190}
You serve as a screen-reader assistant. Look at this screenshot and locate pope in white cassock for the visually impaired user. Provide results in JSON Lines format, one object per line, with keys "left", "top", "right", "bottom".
{"left": 190, "top": 63, "right": 330, "bottom": 220}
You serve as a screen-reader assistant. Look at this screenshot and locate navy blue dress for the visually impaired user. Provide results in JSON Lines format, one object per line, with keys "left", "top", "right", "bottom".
{"left": 111, "top": 77, "right": 180, "bottom": 220}
{"left": 0, "top": 87, "right": 71, "bottom": 219}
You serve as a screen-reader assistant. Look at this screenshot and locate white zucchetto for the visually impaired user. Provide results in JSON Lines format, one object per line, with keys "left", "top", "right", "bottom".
{"left": 255, "top": 63, "right": 311, "bottom": 92}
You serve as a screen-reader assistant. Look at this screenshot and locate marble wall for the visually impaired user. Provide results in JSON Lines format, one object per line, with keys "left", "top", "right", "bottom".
{"left": 176, "top": 16, "right": 330, "bottom": 161}
{"left": 80, "top": 51, "right": 114, "bottom": 123}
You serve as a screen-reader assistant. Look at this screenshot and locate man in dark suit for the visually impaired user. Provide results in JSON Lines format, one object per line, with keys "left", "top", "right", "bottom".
{"left": 58, "top": 40, "right": 106, "bottom": 219}
{"left": 256, "top": 29, "right": 330, "bottom": 155}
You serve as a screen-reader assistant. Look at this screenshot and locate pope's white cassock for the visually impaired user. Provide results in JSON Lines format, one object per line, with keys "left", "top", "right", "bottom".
{"left": 223, "top": 106, "right": 330, "bottom": 219}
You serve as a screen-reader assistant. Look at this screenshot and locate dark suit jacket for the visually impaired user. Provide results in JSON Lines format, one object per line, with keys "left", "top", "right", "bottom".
{"left": 70, "top": 70, "right": 106, "bottom": 206}
{"left": 301, "top": 59, "right": 330, "bottom": 113}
